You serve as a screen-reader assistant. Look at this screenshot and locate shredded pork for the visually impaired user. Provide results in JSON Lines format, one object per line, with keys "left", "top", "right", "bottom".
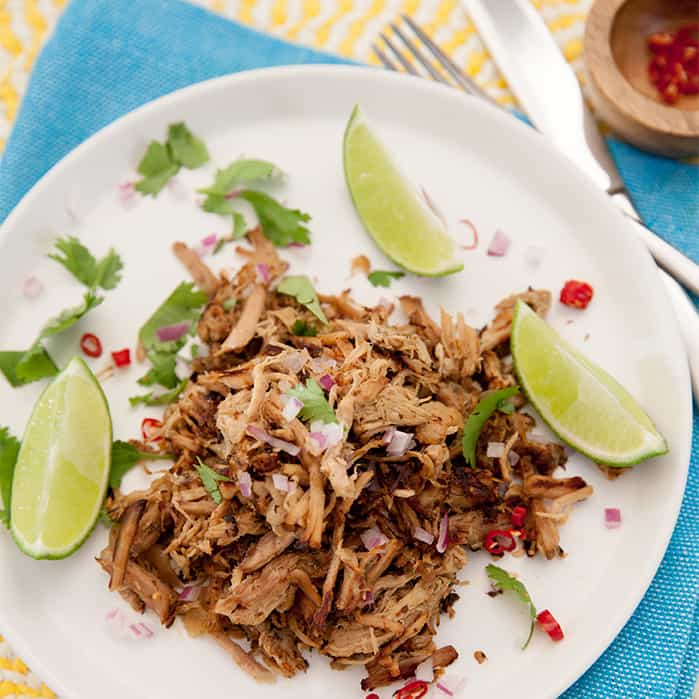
{"left": 99, "top": 234, "right": 591, "bottom": 689}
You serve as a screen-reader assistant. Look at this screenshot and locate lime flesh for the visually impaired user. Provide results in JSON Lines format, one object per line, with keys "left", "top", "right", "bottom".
{"left": 10, "top": 356, "right": 111, "bottom": 558}
{"left": 343, "top": 105, "right": 463, "bottom": 277}
{"left": 511, "top": 301, "right": 667, "bottom": 466}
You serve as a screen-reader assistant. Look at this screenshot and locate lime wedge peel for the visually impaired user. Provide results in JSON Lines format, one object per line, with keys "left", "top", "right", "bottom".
{"left": 10, "top": 357, "right": 112, "bottom": 559}
{"left": 343, "top": 105, "right": 463, "bottom": 277}
{"left": 511, "top": 301, "right": 667, "bottom": 467}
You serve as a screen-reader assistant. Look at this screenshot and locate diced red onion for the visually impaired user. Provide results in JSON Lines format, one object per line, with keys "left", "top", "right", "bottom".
{"left": 414, "top": 659, "right": 434, "bottom": 683}
{"left": 118, "top": 181, "right": 135, "bottom": 203}
{"left": 272, "top": 473, "right": 289, "bottom": 492}
{"left": 238, "top": 471, "right": 252, "bottom": 497}
{"left": 421, "top": 186, "right": 447, "bottom": 228}
{"left": 524, "top": 244, "right": 545, "bottom": 268}
{"left": 508, "top": 451, "right": 520, "bottom": 466}
{"left": 281, "top": 351, "right": 307, "bottom": 374}
{"left": 178, "top": 585, "right": 200, "bottom": 602}
{"left": 436, "top": 513, "right": 449, "bottom": 553}
{"left": 360, "top": 526, "right": 389, "bottom": 551}
{"left": 105, "top": 608, "right": 155, "bottom": 641}
{"left": 282, "top": 395, "right": 303, "bottom": 422}
{"left": 386, "top": 429, "right": 415, "bottom": 457}
{"left": 256, "top": 263, "right": 271, "bottom": 284}
{"left": 414, "top": 527, "right": 435, "bottom": 545}
{"left": 363, "top": 590, "right": 375, "bottom": 606}
{"left": 319, "top": 374, "right": 335, "bottom": 391}
{"left": 309, "top": 357, "right": 337, "bottom": 374}
{"left": 487, "top": 441, "right": 505, "bottom": 458}
{"left": 309, "top": 421, "right": 343, "bottom": 452}
{"left": 246, "top": 424, "right": 300, "bottom": 456}
{"left": 604, "top": 508, "right": 621, "bottom": 529}
{"left": 382, "top": 427, "right": 396, "bottom": 445}
{"left": 436, "top": 674, "right": 466, "bottom": 696}
{"left": 128, "top": 622, "right": 154, "bottom": 639}
{"left": 156, "top": 322, "right": 190, "bottom": 342}
{"left": 286, "top": 242, "right": 308, "bottom": 249}
{"left": 201, "top": 233, "right": 217, "bottom": 247}
{"left": 22, "top": 276, "right": 43, "bottom": 299}
{"left": 487, "top": 230, "right": 511, "bottom": 257}
{"left": 224, "top": 188, "right": 242, "bottom": 200}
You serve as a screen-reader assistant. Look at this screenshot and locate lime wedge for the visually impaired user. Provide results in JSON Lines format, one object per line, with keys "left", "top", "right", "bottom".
{"left": 343, "top": 105, "right": 463, "bottom": 277}
{"left": 11, "top": 357, "right": 112, "bottom": 558}
{"left": 511, "top": 301, "right": 667, "bottom": 466}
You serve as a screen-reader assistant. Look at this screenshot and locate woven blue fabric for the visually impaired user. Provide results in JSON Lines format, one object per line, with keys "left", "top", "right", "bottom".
{"left": 0, "top": 1, "right": 696, "bottom": 696}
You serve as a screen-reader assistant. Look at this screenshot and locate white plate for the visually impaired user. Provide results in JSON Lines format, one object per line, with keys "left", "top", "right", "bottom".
{"left": 0, "top": 66, "right": 691, "bottom": 699}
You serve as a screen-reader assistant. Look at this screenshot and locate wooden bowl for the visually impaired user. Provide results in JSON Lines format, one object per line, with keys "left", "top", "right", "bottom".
{"left": 584, "top": 0, "right": 699, "bottom": 158}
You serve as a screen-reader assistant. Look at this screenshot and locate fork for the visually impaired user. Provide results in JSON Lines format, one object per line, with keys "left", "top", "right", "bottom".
{"left": 374, "top": 15, "right": 699, "bottom": 401}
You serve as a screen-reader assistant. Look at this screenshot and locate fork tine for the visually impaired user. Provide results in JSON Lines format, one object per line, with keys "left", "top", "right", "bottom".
{"left": 372, "top": 42, "right": 400, "bottom": 72}
{"left": 390, "top": 22, "right": 452, "bottom": 86}
{"left": 380, "top": 33, "right": 420, "bottom": 76}
{"left": 401, "top": 14, "right": 498, "bottom": 105}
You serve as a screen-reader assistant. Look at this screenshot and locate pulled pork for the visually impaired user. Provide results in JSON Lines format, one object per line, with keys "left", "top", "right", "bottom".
{"left": 99, "top": 232, "right": 591, "bottom": 689}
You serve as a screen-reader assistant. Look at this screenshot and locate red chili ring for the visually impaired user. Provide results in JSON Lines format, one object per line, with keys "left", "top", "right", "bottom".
{"left": 80, "top": 332, "right": 103, "bottom": 358}
{"left": 483, "top": 529, "right": 517, "bottom": 555}
{"left": 394, "top": 681, "right": 429, "bottom": 699}
{"left": 537, "top": 609, "right": 565, "bottom": 642}
{"left": 141, "top": 418, "right": 163, "bottom": 443}
{"left": 111, "top": 348, "right": 131, "bottom": 368}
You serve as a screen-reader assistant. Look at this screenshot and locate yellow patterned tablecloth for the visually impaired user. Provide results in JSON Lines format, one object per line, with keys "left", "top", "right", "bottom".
{"left": 0, "top": 0, "right": 589, "bottom": 695}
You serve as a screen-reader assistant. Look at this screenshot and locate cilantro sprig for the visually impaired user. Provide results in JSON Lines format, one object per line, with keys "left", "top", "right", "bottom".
{"left": 367, "top": 270, "right": 405, "bottom": 288}
{"left": 0, "top": 427, "right": 20, "bottom": 527}
{"left": 277, "top": 276, "right": 327, "bottom": 323}
{"left": 286, "top": 379, "right": 337, "bottom": 424}
{"left": 486, "top": 564, "right": 537, "bottom": 649}
{"left": 462, "top": 386, "right": 520, "bottom": 469}
{"left": 135, "top": 122, "right": 209, "bottom": 196}
{"left": 49, "top": 236, "right": 123, "bottom": 290}
{"left": 195, "top": 458, "right": 233, "bottom": 504}
{"left": 291, "top": 319, "right": 318, "bottom": 337}
{"left": 110, "top": 441, "right": 172, "bottom": 490}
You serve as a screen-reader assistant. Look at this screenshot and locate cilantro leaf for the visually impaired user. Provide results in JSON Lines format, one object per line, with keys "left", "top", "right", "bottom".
{"left": 0, "top": 427, "right": 20, "bottom": 527}
{"left": 110, "top": 440, "right": 172, "bottom": 490}
{"left": 38, "top": 290, "right": 103, "bottom": 342}
{"left": 0, "top": 348, "right": 58, "bottom": 387}
{"left": 48, "top": 237, "right": 123, "bottom": 291}
{"left": 129, "top": 379, "right": 188, "bottom": 407}
{"left": 194, "top": 457, "right": 233, "bottom": 504}
{"left": 138, "top": 352, "right": 180, "bottom": 389}
{"left": 462, "top": 386, "right": 520, "bottom": 469}
{"left": 199, "top": 158, "right": 281, "bottom": 197}
{"left": 202, "top": 195, "right": 237, "bottom": 216}
{"left": 367, "top": 270, "right": 405, "bottom": 288}
{"left": 222, "top": 298, "right": 237, "bottom": 312}
{"left": 139, "top": 283, "right": 207, "bottom": 353}
{"left": 286, "top": 379, "right": 337, "bottom": 424}
{"left": 98, "top": 506, "right": 115, "bottom": 527}
{"left": 135, "top": 140, "right": 180, "bottom": 196}
{"left": 277, "top": 275, "right": 327, "bottom": 323}
{"left": 166, "top": 122, "right": 209, "bottom": 169}
{"left": 238, "top": 190, "right": 311, "bottom": 247}
{"left": 291, "top": 319, "right": 318, "bottom": 337}
{"left": 213, "top": 214, "right": 248, "bottom": 254}
{"left": 486, "top": 564, "right": 537, "bottom": 649}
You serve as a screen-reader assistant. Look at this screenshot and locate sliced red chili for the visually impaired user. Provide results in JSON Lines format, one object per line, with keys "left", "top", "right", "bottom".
{"left": 559, "top": 280, "right": 594, "bottom": 309}
{"left": 511, "top": 505, "right": 527, "bottom": 529}
{"left": 111, "top": 348, "right": 131, "bottom": 367}
{"left": 537, "top": 609, "right": 565, "bottom": 641}
{"left": 366, "top": 694, "right": 380, "bottom": 699}
{"left": 483, "top": 529, "right": 517, "bottom": 555}
{"left": 80, "top": 332, "right": 102, "bottom": 358}
{"left": 141, "top": 418, "right": 163, "bottom": 443}
{"left": 393, "top": 681, "right": 429, "bottom": 699}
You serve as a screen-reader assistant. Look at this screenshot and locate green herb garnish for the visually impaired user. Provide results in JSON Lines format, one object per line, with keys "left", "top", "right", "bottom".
{"left": 135, "top": 122, "right": 209, "bottom": 196}
{"left": 462, "top": 386, "right": 520, "bottom": 469}
{"left": 486, "top": 564, "right": 537, "bottom": 649}
{"left": 199, "top": 158, "right": 281, "bottom": 197}
{"left": 0, "top": 427, "right": 20, "bottom": 527}
{"left": 367, "top": 270, "right": 405, "bottom": 288}
{"left": 129, "top": 378, "right": 188, "bottom": 408}
{"left": 222, "top": 298, "right": 237, "bottom": 312}
{"left": 195, "top": 457, "right": 233, "bottom": 504}
{"left": 277, "top": 275, "right": 326, "bottom": 323}
{"left": 286, "top": 379, "right": 337, "bottom": 424}
{"left": 291, "top": 319, "right": 318, "bottom": 337}
{"left": 238, "top": 190, "right": 311, "bottom": 247}
{"left": 49, "top": 236, "right": 123, "bottom": 290}
{"left": 109, "top": 440, "right": 172, "bottom": 490}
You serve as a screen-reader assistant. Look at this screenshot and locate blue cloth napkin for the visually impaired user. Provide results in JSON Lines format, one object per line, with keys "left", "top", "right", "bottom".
{"left": 0, "top": 1, "right": 696, "bottom": 696}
